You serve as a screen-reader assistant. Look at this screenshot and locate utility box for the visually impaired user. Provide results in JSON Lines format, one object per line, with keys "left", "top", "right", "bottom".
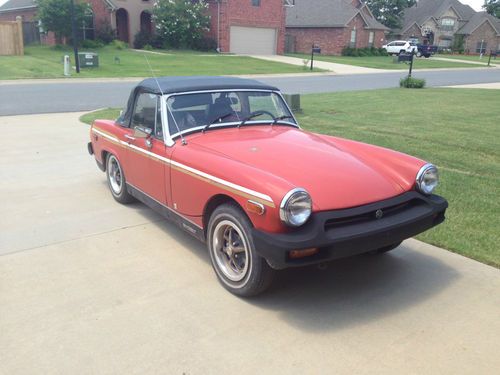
{"left": 78, "top": 52, "right": 99, "bottom": 68}
{"left": 283, "top": 93, "right": 302, "bottom": 114}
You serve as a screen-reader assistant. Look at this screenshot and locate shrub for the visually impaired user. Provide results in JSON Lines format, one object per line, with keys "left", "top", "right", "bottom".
{"left": 95, "top": 21, "right": 115, "bottom": 44}
{"left": 153, "top": 0, "right": 210, "bottom": 49}
{"left": 51, "top": 44, "right": 65, "bottom": 51}
{"left": 111, "top": 39, "right": 128, "bottom": 50}
{"left": 133, "top": 31, "right": 153, "bottom": 49}
{"left": 81, "top": 39, "right": 104, "bottom": 49}
{"left": 192, "top": 36, "right": 217, "bottom": 52}
{"left": 342, "top": 46, "right": 388, "bottom": 57}
{"left": 400, "top": 76, "right": 426, "bottom": 89}
{"left": 143, "top": 44, "right": 153, "bottom": 51}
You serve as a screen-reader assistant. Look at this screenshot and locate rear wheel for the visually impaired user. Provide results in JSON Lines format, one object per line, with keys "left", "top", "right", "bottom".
{"left": 207, "top": 204, "right": 275, "bottom": 297}
{"left": 106, "top": 154, "right": 134, "bottom": 204}
{"left": 399, "top": 50, "right": 406, "bottom": 55}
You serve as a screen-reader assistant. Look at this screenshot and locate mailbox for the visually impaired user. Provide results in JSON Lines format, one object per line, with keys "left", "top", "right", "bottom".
{"left": 398, "top": 53, "right": 413, "bottom": 63}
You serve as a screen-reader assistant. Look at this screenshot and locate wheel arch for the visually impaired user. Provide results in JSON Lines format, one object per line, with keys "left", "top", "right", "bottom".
{"left": 203, "top": 194, "right": 249, "bottom": 236}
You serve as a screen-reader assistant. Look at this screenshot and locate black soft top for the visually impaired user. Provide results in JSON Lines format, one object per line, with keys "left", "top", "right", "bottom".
{"left": 138, "top": 76, "right": 279, "bottom": 94}
{"left": 118, "top": 76, "right": 279, "bottom": 126}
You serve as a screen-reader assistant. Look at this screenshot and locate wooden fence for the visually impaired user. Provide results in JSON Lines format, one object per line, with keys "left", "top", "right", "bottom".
{"left": 0, "top": 18, "right": 24, "bottom": 56}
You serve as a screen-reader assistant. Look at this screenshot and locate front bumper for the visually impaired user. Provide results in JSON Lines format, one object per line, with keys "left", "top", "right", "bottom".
{"left": 252, "top": 191, "right": 448, "bottom": 270}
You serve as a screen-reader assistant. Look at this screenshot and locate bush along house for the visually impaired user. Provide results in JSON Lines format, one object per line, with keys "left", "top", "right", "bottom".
{"left": 285, "top": 0, "right": 389, "bottom": 55}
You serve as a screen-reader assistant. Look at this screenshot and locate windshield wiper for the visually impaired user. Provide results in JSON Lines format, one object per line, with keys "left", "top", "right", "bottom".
{"left": 272, "top": 115, "right": 295, "bottom": 125}
{"left": 203, "top": 112, "right": 235, "bottom": 132}
{"left": 238, "top": 111, "right": 266, "bottom": 128}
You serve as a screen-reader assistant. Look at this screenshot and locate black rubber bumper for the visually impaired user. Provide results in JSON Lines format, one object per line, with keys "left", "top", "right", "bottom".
{"left": 252, "top": 192, "right": 448, "bottom": 270}
{"left": 87, "top": 142, "right": 94, "bottom": 155}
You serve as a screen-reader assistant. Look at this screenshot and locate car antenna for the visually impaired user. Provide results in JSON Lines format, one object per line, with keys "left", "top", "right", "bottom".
{"left": 143, "top": 55, "right": 187, "bottom": 146}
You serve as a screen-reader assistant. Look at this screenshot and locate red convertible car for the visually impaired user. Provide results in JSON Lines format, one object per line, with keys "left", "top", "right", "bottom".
{"left": 88, "top": 76, "right": 447, "bottom": 296}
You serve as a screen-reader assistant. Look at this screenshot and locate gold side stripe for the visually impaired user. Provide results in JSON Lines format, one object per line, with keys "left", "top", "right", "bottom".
{"left": 92, "top": 127, "right": 275, "bottom": 207}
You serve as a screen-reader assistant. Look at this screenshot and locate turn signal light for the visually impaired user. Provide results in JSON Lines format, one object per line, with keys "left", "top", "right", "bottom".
{"left": 289, "top": 248, "right": 319, "bottom": 259}
{"left": 246, "top": 200, "right": 265, "bottom": 215}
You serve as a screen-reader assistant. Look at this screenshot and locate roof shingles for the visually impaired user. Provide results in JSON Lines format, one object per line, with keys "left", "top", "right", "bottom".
{"left": 286, "top": 0, "right": 388, "bottom": 30}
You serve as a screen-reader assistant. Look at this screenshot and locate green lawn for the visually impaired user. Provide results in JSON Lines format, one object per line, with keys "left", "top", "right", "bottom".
{"left": 81, "top": 88, "right": 500, "bottom": 267}
{"left": 288, "top": 53, "right": 487, "bottom": 70}
{"left": 0, "top": 45, "right": 318, "bottom": 80}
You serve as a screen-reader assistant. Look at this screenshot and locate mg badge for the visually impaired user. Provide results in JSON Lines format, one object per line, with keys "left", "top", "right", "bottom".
{"left": 375, "top": 209, "right": 384, "bottom": 219}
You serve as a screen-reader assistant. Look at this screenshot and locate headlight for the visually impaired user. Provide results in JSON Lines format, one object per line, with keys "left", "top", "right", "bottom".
{"left": 416, "top": 164, "right": 439, "bottom": 195}
{"left": 280, "top": 188, "right": 312, "bottom": 227}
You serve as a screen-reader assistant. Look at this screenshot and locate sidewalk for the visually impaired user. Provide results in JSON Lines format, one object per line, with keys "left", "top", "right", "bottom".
{"left": 433, "top": 56, "right": 498, "bottom": 67}
{"left": 444, "top": 82, "right": 500, "bottom": 89}
{"left": 249, "top": 54, "right": 391, "bottom": 74}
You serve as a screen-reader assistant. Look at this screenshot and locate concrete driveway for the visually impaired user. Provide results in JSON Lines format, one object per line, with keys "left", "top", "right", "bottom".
{"left": 1, "top": 113, "right": 499, "bottom": 374}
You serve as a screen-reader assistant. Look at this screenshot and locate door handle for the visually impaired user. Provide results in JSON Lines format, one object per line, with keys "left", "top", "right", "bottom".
{"left": 124, "top": 134, "right": 136, "bottom": 142}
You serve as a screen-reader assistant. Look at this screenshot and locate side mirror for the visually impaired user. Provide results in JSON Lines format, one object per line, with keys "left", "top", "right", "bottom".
{"left": 133, "top": 126, "right": 153, "bottom": 138}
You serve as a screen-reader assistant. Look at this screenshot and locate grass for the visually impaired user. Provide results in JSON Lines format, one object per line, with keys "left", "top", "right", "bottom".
{"left": 288, "top": 53, "right": 487, "bottom": 70}
{"left": 0, "top": 45, "right": 319, "bottom": 80}
{"left": 81, "top": 88, "right": 500, "bottom": 267}
{"left": 80, "top": 108, "right": 121, "bottom": 125}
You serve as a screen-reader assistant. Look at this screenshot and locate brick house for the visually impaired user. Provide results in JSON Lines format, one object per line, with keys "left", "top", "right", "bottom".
{"left": 0, "top": 0, "right": 287, "bottom": 54}
{"left": 285, "top": 0, "right": 389, "bottom": 55}
{"left": 396, "top": 0, "right": 500, "bottom": 54}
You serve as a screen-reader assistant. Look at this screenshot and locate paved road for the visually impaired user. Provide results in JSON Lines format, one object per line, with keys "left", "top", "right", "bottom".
{"left": 1, "top": 112, "right": 499, "bottom": 374}
{"left": 1, "top": 68, "right": 500, "bottom": 116}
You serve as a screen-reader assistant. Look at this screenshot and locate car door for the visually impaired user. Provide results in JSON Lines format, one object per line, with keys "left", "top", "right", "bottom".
{"left": 387, "top": 42, "right": 396, "bottom": 54}
{"left": 125, "top": 93, "right": 170, "bottom": 204}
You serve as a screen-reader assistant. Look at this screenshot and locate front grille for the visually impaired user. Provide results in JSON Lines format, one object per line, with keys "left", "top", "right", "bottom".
{"left": 324, "top": 199, "right": 421, "bottom": 231}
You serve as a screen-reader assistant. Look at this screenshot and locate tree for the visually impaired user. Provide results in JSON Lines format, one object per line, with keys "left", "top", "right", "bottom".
{"left": 36, "top": 0, "right": 89, "bottom": 43}
{"left": 365, "top": 0, "right": 416, "bottom": 29}
{"left": 152, "top": 0, "right": 211, "bottom": 49}
{"left": 483, "top": 0, "right": 500, "bottom": 18}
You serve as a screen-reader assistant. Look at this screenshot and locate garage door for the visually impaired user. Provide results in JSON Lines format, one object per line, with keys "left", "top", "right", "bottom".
{"left": 229, "top": 26, "right": 277, "bottom": 55}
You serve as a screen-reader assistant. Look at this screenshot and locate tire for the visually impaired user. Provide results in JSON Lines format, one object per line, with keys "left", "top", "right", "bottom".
{"left": 399, "top": 50, "right": 406, "bottom": 55}
{"left": 424, "top": 54, "right": 430, "bottom": 58}
{"left": 416, "top": 51, "right": 422, "bottom": 58}
{"left": 207, "top": 203, "right": 275, "bottom": 297}
{"left": 367, "top": 242, "right": 402, "bottom": 255}
{"left": 106, "top": 154, "right": 134, "bottom": 204}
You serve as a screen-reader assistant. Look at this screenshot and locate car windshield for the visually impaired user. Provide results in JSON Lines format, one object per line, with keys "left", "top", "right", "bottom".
{"left": 165, "top": 90, "right": 296, "bottom": 137}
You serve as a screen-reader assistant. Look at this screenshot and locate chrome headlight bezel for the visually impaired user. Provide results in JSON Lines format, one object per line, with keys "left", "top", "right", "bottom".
{"left": 279, "top": 188, "right": 312, "bottom": 227}
{"left": 416, "top": 163, "right": 439, "bottom": 195}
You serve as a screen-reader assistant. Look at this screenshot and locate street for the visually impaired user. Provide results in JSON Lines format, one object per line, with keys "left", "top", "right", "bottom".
{"left": 1, "top": 112, "right": 499, "bottom": 374}
{"left": 1, "top": 68, "right": 500, "bottom": 115}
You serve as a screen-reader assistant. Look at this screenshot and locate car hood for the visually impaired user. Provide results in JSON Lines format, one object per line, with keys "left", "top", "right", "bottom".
{"left": 188, "top": 126, "right": 422, "bottom": 210}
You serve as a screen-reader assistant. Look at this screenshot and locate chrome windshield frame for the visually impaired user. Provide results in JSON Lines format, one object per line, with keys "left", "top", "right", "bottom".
{"left": 160, "top": 89, "right": 300, "bottom": 147}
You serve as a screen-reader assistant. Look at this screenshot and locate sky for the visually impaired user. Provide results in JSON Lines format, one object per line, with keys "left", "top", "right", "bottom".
{"left": 0, "top": 0, "right": 488, "bottom": 12}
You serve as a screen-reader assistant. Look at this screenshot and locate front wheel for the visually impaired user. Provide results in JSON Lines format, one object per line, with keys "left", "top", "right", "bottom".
{"left": 106, "top": 154, "right": 134, "bottom": 204}
{"left": 416, "top": 51, "right": 422, "bottom": 57}
{"left": 207, "top": 204, "right": 275, "bottom": 297}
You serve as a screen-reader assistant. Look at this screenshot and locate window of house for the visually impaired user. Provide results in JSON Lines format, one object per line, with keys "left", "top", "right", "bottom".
{"left": 350, "top": 28, "right": 357, "bottom": 48}
{"left": 476, "top": 41, "right": 487, "bottom": 54}
{"left": 441, "top": 18, "right": 455, "bottom": 31}
{"left": 368, "top": 31, "right": 374, "bottom": 47}
{"left": 252, "top": 0, "right": 261, "bottom": 6}
{"left": 80, "top": 8, "right": 95, "bottom": 40}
